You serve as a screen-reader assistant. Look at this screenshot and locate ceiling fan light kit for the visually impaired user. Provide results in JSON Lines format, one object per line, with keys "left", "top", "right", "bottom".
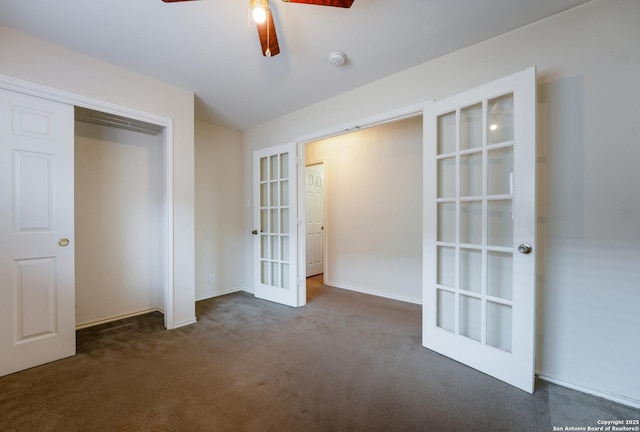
{"left": 163, "top": 0, "right": 354, "bottom": 58}
{"left": 252, "top": 5, "right": 267, "bottom": 24}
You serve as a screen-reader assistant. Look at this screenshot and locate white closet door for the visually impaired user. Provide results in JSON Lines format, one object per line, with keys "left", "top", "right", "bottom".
{"left": 0, "top": 88, "right": 76, "bottom": 377}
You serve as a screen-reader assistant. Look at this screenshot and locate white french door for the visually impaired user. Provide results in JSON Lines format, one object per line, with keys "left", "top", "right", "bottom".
{"left": 0, "top": 88, "right": 76, "bottom": 377}
{"left": 253, "top": 143, "right": 300, "bottom": 307}
{"left": 422, "top": 68, "right": 537, "bottom": 392}
{"left": 305, "top": 163, "right": 324, "bottom": 277}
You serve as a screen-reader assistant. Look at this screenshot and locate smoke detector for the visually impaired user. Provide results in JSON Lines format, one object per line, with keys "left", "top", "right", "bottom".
{"left": 328, "top": 51, "right": 347, "bottom": 67}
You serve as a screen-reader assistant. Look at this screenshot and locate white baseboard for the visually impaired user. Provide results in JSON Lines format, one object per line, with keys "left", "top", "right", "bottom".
{"left": 196, "top": 287, "right": 245, "bottom": 301}
{"left": 324, "top": 280, "right": 422, "bottom": 305}
{"left": 75, "top": 307, "right": 163, "bottom": 330}
{"left": 537, "top": 373, "right": 640, "bottom": 409}
{"left": 170, "top": 317, "right": 197, "bottom": 329}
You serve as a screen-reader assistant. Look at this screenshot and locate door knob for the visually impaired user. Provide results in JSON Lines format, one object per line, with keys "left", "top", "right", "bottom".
{"left": 58, "top": 238, "right": 70, "bottom": 247}
{"left": 251, "top": 230, "right": 258, "bottom": 235}
{"left": 518, "top": 243, "right": 532, "bottom": 254}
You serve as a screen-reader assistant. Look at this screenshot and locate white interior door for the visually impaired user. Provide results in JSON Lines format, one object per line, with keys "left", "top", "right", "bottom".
{"left": 253, "top": 143, "right": 299, "bottom": 307}
{"left": 305, "top": 163, "right": 324, "bottom": 277}
{"left": 422, "top": 68, "right": 536, "bottom": 392}
{"left": 0, "top": 88, "right": 76, "bottom": 377}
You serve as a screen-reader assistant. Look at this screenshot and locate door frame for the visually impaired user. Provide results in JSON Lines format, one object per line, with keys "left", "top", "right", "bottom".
{"left": 294, "top": 103, "right": 427, "bottom": 306}
{"left": 0, "top": 74, "right": 177, "bottom": 330}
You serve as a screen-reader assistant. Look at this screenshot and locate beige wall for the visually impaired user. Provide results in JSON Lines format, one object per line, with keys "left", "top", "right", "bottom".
{"left": 243, "top": 0, "right": 640, "bottom": 405}
{"left": 194, "top": 120, "right": 244, "bottom": 300}
{"left": 0, "top": 25, "right": 196, "bottom": 327}
{"left": 75, "top": 122, "right": 164, "bottom": 325}
{"left": 305, "top": 117, "right": 423, "bottom": 303}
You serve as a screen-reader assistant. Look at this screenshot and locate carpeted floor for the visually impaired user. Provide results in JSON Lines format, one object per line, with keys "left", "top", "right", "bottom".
{"left": 0, "top": 276, "right": 637, "bottom": 431}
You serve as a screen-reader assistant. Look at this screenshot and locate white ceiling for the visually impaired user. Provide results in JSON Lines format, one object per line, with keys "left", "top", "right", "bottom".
{"left": 0, "top": 0, "right": 591, "bottom": 130}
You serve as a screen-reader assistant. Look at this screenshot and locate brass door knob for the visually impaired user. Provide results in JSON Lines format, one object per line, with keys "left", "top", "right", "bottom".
{"left": 58, "top": 238, "right": 70, "bottom": 247}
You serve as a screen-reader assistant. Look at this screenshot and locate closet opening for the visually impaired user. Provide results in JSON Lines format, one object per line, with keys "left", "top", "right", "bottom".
{"left": 74, "top": 107, "right": 168, "bottom": 329}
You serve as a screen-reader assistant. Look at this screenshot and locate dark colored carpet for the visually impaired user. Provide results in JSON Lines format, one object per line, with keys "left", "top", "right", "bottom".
{"left": 1, "top": 276, "right": 637, "bottom": 431}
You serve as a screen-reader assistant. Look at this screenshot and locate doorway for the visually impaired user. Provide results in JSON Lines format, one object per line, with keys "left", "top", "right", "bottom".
{"left": 302, "top": 116, "right": 424, "bottom": 304}
{"left": 74, "top": 107, "right": 166, "bottom": 328}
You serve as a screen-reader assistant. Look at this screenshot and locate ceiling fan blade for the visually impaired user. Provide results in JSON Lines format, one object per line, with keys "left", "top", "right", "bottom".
{"left": 256, "top": 10, "right": 280, "bottom": 57}
{"left": 282, "top": 0, "right": 354, "bottom": 8}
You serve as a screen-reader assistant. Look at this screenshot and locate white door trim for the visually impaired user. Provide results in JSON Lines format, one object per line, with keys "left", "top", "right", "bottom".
{"left": 295, "top": 103, "right": 427, "bottom": 145}
{"left": 0, "top": 74, "right": 177, "bottom": 330}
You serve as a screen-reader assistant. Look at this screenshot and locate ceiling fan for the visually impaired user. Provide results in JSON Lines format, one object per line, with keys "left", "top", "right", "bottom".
{"left": 162, "top": 0, "right": 354, "bottom": 58}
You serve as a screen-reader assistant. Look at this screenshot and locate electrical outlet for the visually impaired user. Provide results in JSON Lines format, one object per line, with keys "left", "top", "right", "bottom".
{"left": 209, "top": 273, "right": 215, "bottom": 284}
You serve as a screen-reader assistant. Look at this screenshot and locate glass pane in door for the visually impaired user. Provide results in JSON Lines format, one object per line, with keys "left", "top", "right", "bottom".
{"left": 437, "top": 157, "right": 456, "bottom": 198}
{"left": 260, "top": 209, "right": 268, "bottom": 233}
{"left": 260, "top": 157, "right": 268, "bottom": 182}
{"left": 281, "top": 264, "right": 289, "bottom": 289}
{"left": 437, "top": 246, "right": 455, "bottom": 288}
{"left": 260, "top": 183, "right": 268, "bottom": 207}
{"left": 270, "top": 235, "right": 279, "bottom": 260}
{"left": 437, "top": 202, "right": 455, "bottom": 243}
{"left": 438, "top": 112, "right": 456, "bottom": 154}
{"left": 487, "top": 251, "right": 512, "bottom": 300}
{"left": 486, "top": 301, "right": 512, "bottom": 352}
{"left": 280, "top": 181, "right": 289, "bottom": 206}
{"left": 460, "top": 201, "right": 482, "bottom": 245}
{"left": 270, "top": 155, "right": 278, "bottom": 180}
{"left": 460, "top": 248, "right": 482, "bottom": 294}
{"left": 270, "top": 209, "right": 279, "bottom": 233}
{"left": 460, "top": 152, "right": 482, "bottom": 197}
{"left": 437, "top": 289, "right": 455, "bottom": 332}
{"left": 280, "top": 153, "right": 289, "bottom": 178}
{"left": 487, "top": 200, "right": 513, "bottom": 247}
{"left": 488, "top": 94, "right": 514, "bottom": 145}
{"left": 459, "top": 295, "right": 481, "bottom": 342}
{"left": 280, "top": 208, "right": 289, "bottom": 234}
{"left": 488, "top": 147, "right": 513, "bottom": 195}
{"left": 281, "top": 236, "right": 289, "bottom": 262}
{"left": 271, "top": 262, "right": 280, "bottom": 287}
{"left": 460, "top": 103, "right": 483, "bottom": 150}
{"left": 261, "top": 261, "right": 268, "bottom": 285}
{"left": 270, "top": 182, "right": 279, "bottom": 206}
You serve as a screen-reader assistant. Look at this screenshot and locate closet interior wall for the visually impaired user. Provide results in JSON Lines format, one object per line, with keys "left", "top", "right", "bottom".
{"left": 74, "top": 108, "right": 165, "bottom": 327}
